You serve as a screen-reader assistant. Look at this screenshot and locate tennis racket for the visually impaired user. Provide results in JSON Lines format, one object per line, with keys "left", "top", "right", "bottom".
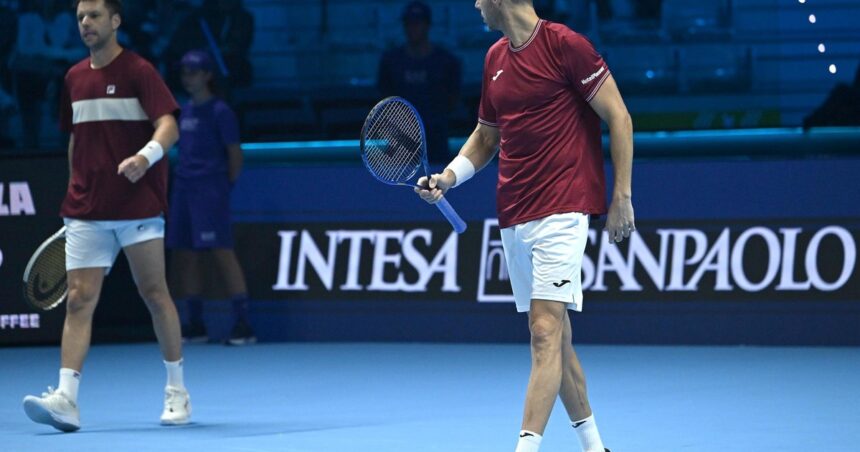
{"left": 360, "top": 97, "right": 467, "bottom": 233}
{"left": 22, "top": 227, "right": 68, "bottom": 311}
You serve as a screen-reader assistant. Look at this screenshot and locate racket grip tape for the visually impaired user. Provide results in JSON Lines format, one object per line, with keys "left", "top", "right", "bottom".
{"left": 435, "top": 197, "right": 467, "bottom": 233}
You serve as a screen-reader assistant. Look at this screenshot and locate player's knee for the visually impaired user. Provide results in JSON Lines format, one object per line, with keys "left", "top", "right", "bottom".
{"left": 67, "top": 285, "right": 98, "bottom": 314}
{"left": 137, "top": 282, "right": 170, "bottom": 306}
{"left": 529, "top": 316, "right": 562, "bottom": 348}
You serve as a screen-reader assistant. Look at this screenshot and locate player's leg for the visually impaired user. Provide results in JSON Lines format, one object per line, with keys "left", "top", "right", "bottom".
{"left": 520, "top": 299, "right": 566, "bottom": 435}
{"left": 125, "top": 238, "right": 183, "bottom": 362}
{"left": 559, "top": 311, "right": 607, "bottom": 452}
{"left": 211, "top": 247, "right": 256, "bottom": 345}
{"left": 514, "top": 212, "right": 592, "bottom": 451}
{"left": 61, "top": 268, "right": 107, "bottom": 372}
{"left": 23, "top": 219, "right": 118, "bottom": 432}
{"left": 120, "top": 217, "right": 191, "bottom": 425}
{"left": 21, "top": 268, "right": 106, "bottom": 433}
{"left": 558, "top": 310, "right": 590, "bottom": 419}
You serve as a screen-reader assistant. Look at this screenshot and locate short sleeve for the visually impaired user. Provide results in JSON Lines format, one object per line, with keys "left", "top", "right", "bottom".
{"left": 136, "top": 61, "right": 179, "bottom": 122}
{"left": 215, "top": 102, "right": 241, "bottom": 146}
{"left": 59, "top": 74, "right": 73, "bottom": 133}
{"left": 478, "top": 51, "right": 498, "bottom": 127}
{"left": 560, "top": 32, "right": 610, "bottom": 102}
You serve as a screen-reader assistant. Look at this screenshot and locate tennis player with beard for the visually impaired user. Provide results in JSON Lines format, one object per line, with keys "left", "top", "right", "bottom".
{"left": 22, "top": 0, "right": 191, "bottom": 431}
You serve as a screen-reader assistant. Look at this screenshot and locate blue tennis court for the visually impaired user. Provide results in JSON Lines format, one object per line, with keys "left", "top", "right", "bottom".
{"left": 2, "top": 342, "right": 858, "bottom": 451}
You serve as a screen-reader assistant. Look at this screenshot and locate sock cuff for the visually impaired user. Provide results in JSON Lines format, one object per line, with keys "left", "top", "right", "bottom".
{"left": 519, "top": 430, "right": 542, "bottom": 440}
{"left": 572, "top": 414, "right": 595, "bottom": 428}
{"left": 164, "top": 358, "right": 184, "bottom": 367}
{"left": 60, "top": 368, "right": 81, "bottom": 379}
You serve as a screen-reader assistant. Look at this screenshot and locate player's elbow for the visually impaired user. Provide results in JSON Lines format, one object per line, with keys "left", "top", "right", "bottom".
{"left": 609, "top": 110, "right": 633, "bottom": 136}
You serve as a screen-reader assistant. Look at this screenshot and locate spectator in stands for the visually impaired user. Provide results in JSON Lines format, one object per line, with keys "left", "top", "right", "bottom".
{"left": 11, "top": 0, "right": 84, "bottom": 148}
{"left": 803, "top": 62, "right": 860, "bottom": 129}
{"left": 167, "top": 50, "right": 255, "bottom": 346}
{"left": 166, "top": 0, "right": 255, "bottom": 97}
{"left": 378, "top": 1, "right": 462, "bottom": 163}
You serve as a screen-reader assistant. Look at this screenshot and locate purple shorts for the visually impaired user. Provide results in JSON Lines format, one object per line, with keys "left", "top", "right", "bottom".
{"left": 166, "top": 175, "right": 234, "bottom": 249}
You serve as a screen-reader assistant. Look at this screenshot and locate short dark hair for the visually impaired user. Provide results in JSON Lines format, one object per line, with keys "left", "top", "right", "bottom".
{"left": 74, "top": 0, "right": 123, "bottom": 16}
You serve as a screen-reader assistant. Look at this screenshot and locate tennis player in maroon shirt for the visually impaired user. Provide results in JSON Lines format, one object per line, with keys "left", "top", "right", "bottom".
{"left": 22, "top": 0, "right": 191, "bottom": 432}
{"left": 417, "top": 1, "right": 634, "bottom": 451}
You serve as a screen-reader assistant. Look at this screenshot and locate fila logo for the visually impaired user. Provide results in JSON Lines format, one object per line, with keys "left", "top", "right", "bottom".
{"left": 581, "top": 67, "right": 605, "bottom": 85}
{"left": 492, "top": 69, "right": 504, "bottom": 81}
{"left": 106, "top": 85, "right": 116, "bottom": 95}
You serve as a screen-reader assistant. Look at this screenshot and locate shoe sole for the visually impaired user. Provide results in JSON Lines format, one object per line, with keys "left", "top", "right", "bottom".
{"left": 160, "top": 417, "right": 190, "bottom": 426}
{"left": 23, "top": 398, "right": 80, "bottom": 432}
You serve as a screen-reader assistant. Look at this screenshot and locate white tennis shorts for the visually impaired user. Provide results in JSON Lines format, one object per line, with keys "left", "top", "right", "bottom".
{"left": 64, "top": 216, "right": 165, "bottom": 271}
{"left": 500, "top": 212, "right": 590, "bottom": 313}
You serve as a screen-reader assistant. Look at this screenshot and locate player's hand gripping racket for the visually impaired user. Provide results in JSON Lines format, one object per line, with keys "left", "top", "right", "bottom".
{"left": 360, "top": 97, "right": 467, "bottom": 233}
{"left": 22, "top": 227, "right": 68, "bottom": 311}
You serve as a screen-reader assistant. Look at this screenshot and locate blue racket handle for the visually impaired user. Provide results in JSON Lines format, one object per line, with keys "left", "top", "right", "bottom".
{"left": 435, "top": 197, "right": 467, "bottom": 233}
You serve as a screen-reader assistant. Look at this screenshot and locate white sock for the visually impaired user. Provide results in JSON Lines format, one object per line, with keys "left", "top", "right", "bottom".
{"left": 515, "top": 430, "right": 542, "bottom": 452}
{"left": 58, "top": 368, "right": 81, "bottom": 403}
{"left": 164, "top": 359, "right": 185, "bottom": 390}
{"left": 572, "top": 414, "right": 605, "bottom": 452}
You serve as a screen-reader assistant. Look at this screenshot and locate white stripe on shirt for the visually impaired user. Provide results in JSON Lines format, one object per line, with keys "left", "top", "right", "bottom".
{"left": 72, "top": 98, "right": 149, "bottom": 124}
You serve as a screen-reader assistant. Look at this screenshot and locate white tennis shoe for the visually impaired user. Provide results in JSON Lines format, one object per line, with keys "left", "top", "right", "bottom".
{"left": 22, "top": 387, "right": 81, "bottom": 432}
{"left": 160, "top": 385, "right": 191, "bottom": 425}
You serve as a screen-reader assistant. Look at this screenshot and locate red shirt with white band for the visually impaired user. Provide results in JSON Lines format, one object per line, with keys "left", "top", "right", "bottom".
{"left": 479, "top": 20, "right": 610, "bottom": 229}
{"left": 59, "top": 50, "right": 178, "bottom": 220}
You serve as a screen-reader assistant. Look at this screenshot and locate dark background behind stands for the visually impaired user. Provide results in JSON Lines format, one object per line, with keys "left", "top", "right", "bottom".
{"left": 1, "top": 0, "right": 859, "bottom": 150}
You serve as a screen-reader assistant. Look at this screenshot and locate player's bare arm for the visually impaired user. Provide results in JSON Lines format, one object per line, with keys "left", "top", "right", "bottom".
{"left": 415, "top": 123, "right": 500, "bottom": 203}
{"left": 117, "top": 114, "right": 179, "bottom": 183}
{"left": 589, "top": 74, "right": 635, "bottom": 244}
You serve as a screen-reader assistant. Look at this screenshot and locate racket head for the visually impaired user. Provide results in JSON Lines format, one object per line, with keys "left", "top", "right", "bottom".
{"left": 360, "top": 96, "right": 430, "bottom": 186}
{"left": 22, "top": 227, "right": 68, "bottom": 311}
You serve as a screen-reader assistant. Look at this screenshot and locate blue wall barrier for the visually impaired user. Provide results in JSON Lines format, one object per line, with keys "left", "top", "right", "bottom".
{"left": 2, "top": 134, "right": 859, "bottom": 346}
{"left": 225, "top": 156, "right": 860, "bottom": 346}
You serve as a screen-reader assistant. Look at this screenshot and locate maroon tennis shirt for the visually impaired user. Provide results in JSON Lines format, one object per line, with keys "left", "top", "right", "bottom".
{"left": 479, "top": 20, "right": 611, "bottom": 229}
{"left": 59, "top": 50, "right": 179, "bottom": 220}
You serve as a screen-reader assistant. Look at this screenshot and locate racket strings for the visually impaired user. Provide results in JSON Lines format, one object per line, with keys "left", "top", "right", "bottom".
{"left": 25, "top": 239, "right": 67, "bottom": 308}
{"left": 363, "top": 101, "right": 424, "bottom": 184}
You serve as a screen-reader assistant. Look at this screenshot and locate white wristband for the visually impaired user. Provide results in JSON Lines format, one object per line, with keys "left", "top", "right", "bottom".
{"left": 446, "top": 155, "right": 476, "bottom": 188}
{"left": 136, "top": 140, "right": 164, "bottom": 168}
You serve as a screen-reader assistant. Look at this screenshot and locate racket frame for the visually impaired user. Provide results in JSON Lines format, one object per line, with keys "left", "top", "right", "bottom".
{"left": 360, "top": 97, "right": 467, "bottom": 233}
{"left": 22, "top": 226, "right": 69, "bottom": 311}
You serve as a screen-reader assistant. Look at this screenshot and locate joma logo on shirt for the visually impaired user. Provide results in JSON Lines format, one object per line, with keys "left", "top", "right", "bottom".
{"left": 581, "top": 67, "right": 605, "bottom": 85}
{"left": 106, "top": 85, "right": 116, "bottom": 95}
